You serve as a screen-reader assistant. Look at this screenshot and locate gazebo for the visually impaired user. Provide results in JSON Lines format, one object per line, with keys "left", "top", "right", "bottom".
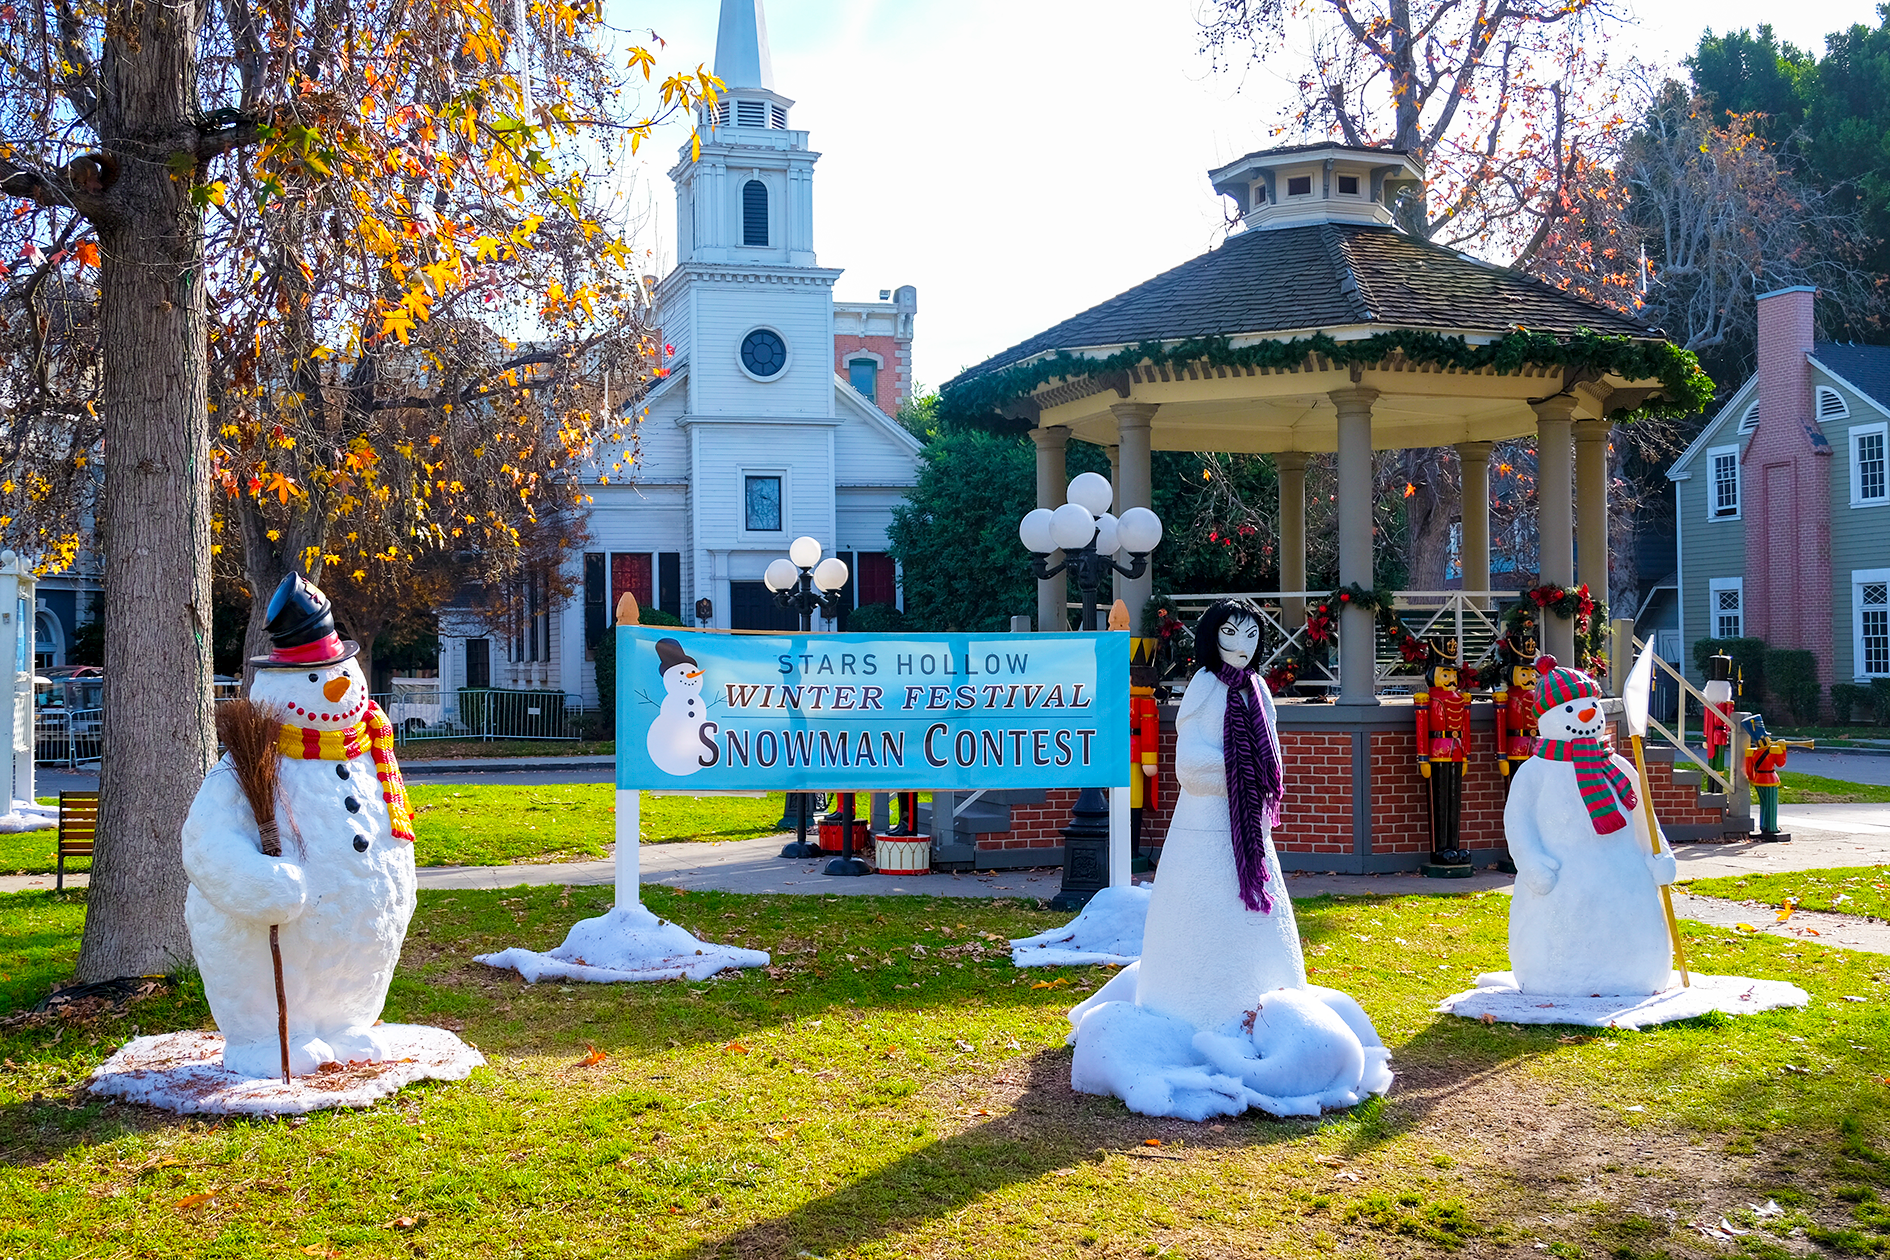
{"left": 939, "top": 144, "right": 1715, "bottom": 871}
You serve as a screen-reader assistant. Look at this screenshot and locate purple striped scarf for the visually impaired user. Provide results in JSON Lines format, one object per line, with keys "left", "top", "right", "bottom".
{"left": 1214, "top": 662, "right": 1285, "bottom": 913}
{"left": 1534, "top": 736, "right": 1637, "bottom": 834}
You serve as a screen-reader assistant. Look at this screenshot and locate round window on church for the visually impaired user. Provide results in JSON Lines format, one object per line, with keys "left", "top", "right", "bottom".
{"left": 739, "top": 328, "right": 788, "bottom": 380}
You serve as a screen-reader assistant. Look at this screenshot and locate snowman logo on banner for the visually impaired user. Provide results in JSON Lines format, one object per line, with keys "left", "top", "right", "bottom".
{"left": 646, "top": 638, "right": 713, "bottom": 776}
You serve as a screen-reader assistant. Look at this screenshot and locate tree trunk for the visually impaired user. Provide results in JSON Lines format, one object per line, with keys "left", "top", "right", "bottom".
{"left": 1401, "top": 450, "right": 1457, "bottom": 592}
{"left": 75, "top": 0, "right": 215, "bottom": 981}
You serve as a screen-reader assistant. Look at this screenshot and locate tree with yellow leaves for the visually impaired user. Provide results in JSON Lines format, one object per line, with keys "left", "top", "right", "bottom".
{"left": 0, "top": 0, "right": 715, "bottom": 980}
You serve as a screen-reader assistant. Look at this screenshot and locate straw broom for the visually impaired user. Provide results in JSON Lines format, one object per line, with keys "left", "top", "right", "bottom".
{"left": 214, "top": 699, "right": 293, "bottom": 1083}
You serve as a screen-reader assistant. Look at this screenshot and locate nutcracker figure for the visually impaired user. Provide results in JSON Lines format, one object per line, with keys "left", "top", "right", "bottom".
{"left": 1742, "top": 714, "right": 1812, "bottom": 841}
{"left": 1129, "top": 639, "right": 1163, "bottom": 859}
{"left": 1414, "top": 637, "right": 1472, "bottom": 871}
{"left": 1703, "top": 653, "right": 1735, "bottom": 774}
{"left": 1491, "top": 630, "right": 1540, "bottom": 798}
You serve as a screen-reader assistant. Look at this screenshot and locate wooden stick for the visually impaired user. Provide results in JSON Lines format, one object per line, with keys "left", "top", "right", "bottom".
{"left": 258, "top": 819, "right": 291, "bottom": 1085}
{"left": 1629, "top": 733, "right": 1690, "bottom": 987}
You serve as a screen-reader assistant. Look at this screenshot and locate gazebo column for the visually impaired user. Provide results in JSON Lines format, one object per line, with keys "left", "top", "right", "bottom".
{"left": 1574, "top": 419, "right": 1612, "bottom": 604}
{"left": 1532, "top": 397, "right": 1578, "bottom": 663}
{"left": 1031, "top": 425, "right": 1069, "bottom": 632}
{"left": 1454, "top": 442, "right": 1493, "bottom": 609}
{"left": 1329, "top": 388, "right": 1378, "bottom": 706}
{"left": 1111, "top": 403, "right": 1157, "bottom": 619}
{"left": 1276, "top": 451, "right": 1309, "bottom": 627}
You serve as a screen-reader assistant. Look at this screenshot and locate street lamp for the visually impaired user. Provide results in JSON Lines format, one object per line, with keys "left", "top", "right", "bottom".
{"left": 766, "top": 539, "right": 869, "bottom": 875}
{"left": 1018, "top": 474, "right": 1164, "bottom": 910}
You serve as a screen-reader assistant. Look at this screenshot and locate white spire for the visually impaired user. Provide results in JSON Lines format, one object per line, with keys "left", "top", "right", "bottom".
{"left": 713, "top": 0, "right": 774, "bottom": 91}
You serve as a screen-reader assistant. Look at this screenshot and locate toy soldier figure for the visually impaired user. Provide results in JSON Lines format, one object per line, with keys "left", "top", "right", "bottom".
{"left": 1414, "top": 637, "right": 1472, "bottom": 872}
{"left": 1129, "top": 639, "right": 1163, "bottom": 860}
{"left": 1703, "top": 653, "right": 1735, "bottom": 775}
{"left": 1490, "top": 630, "right": 1541, "bottom": 798}
{"left": 1742, "top": 714, "right": 1811, "bottom": 842}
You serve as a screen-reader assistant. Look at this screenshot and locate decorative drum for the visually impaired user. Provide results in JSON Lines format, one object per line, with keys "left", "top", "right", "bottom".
{"left": 874, "top": 835, "right": 931, "bottom": 876}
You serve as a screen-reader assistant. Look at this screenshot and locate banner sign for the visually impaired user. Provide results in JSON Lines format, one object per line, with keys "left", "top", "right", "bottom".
{"left": 616, "top": 626, "right": 1129, "bottom": 792}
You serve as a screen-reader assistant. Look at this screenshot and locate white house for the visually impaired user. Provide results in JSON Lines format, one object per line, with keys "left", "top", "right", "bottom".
{"left": 437, "top": 0, "right": 922, "bottom": 709}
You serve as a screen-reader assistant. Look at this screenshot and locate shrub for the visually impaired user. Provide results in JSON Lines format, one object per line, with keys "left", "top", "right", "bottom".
{"left": 1762, "top": 648, "right": 1820, "bottom": 723}
{"left": 593, "top": 630, "right": 615, "bottom": 735}
{"left": 640, "top": 607, "right": 684, "bottom": 628}
{"left": 1833, "top": 682, "right": 1865, "bottom": 724}
{"left": 846, "top": 602, "right": 905, "bottom": 633}
{"left": 1691, "top": 636, "right": 1767, "bottom": 703}
{"left": 1874, "top": 678, "right": 1890, "bottom": 726}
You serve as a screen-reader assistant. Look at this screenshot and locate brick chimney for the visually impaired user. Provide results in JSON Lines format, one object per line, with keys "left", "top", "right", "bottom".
{"left": 1745, "top": 285, "right": 1833, "bottom": 675}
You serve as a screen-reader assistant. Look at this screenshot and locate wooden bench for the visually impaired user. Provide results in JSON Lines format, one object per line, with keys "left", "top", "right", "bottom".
{"left": 56, "top": 791, "right": 97, "bottom": 891}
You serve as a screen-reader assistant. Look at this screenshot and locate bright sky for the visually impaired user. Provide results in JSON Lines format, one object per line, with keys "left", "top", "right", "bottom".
{"left": 617, "top": 0, "right": 1883, "bottom": 395}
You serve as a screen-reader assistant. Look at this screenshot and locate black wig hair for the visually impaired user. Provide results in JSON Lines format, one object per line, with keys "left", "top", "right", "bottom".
{"left": 1192, "top": 597, "right": 1265, "bottom": 673}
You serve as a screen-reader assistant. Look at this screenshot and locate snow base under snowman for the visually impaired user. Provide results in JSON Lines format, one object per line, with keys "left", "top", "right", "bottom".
{"left": 86, "top": 1026, "right": 484, "bottom": 1116}
{"left": 1010, "top": 885, "right": 1150, "bottom": 967}
{"left": 1064, "top": 961, "right": 1394, "bottom": 1121}
{"left": 0, "top": 799, "right": 57, "bottom": 833}
{"left": 475, "top": 901, "right": 770, "bottom": 984}
{"left": 1438, "top": 970, "right": 1810, "bottom": 1030}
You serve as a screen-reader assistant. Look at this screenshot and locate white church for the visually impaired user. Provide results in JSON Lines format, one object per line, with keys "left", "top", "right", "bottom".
{"left": 438, "top": 0, "right": 922, "bottom": 709}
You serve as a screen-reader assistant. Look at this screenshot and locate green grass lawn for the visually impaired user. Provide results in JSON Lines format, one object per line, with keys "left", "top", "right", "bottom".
{"left": 398, "top": 738, "right": 616, "bottom": 761}
{"left": 0, "top": 787, "right": 789, "bottom": 875}
{"left": 1684, "top": 864, "right": 1890, "bottom": 920}
{"left": 3, "top": 885, "right": 1889, "bottom": 1258}
{"left": 1776, "top": 772, "right": 1890, "bottom": 805}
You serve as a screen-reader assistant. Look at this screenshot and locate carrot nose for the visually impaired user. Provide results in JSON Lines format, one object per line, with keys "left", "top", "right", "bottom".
{"left": 685, "top": 670, "right": 703, "bottom": 680}
{"left": 1577, "top": 706, "right": 1597, "bottom": 723}
{"left": 323, "top": 677, "right": 351, "bottom": 703}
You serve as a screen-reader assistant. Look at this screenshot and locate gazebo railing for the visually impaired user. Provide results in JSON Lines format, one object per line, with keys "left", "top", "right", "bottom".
{"left": 1152, "top": 589, "right": 1524, "bottom": 695}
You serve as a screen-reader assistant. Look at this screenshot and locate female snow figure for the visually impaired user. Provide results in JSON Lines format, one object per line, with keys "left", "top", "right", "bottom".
{"left": 183, "top": 574, "right": 420, "bottom": 1078}
{"left": 1504, "top": 655, "right": 1677, "bottom": 996}
{"left": 1067, "top": 599, "right": 1392, "bottom": 1120}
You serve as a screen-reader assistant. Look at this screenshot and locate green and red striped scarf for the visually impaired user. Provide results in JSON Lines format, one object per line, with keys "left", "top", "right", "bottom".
{"left": 1533, "top": 736, "right": 1637, "bottom": 834}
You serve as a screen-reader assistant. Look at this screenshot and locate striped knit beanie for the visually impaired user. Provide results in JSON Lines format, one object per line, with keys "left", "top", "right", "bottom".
{"left": 1533, "top": 654, "right": 1604, "bottom": 717}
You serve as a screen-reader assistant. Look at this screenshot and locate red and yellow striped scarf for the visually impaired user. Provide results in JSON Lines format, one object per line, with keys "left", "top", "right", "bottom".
{"left": 1534, "top": 736, "right": 1637, "bottom": 835}
{"left": 277, "top": 701, "right": 415, "bottom": 843}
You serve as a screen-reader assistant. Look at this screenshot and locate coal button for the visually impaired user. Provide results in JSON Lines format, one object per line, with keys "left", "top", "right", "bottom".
{"left": 352, "top": 835, "right": 370, "bottom": 852}
{"left": 345, "top": 796, "right": 360, "bottom": 813}
{"left": 336, "top": 764, "right": 350, "bottom": 779}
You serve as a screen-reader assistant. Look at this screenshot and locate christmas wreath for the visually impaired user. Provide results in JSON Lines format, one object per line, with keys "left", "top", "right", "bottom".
{"left": 1476, "top": 584, "right": 1610, "bottom": 681}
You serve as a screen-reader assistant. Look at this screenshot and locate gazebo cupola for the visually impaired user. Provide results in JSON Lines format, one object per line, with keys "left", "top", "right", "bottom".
{"left": 1208, "top": 143, "right": 1424, "bottom": 233}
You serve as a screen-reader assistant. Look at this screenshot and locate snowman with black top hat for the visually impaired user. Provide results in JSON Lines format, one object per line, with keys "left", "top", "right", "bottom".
{"left": 181, "top": 574, "right": 425, "bottom": 1078}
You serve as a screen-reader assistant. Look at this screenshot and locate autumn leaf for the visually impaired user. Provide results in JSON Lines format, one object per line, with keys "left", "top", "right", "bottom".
{"left": 1143, "top": 1138, "right": 1163, "bottom": 1147}
{"left": 386, "top": 1216, "right": 419, "bottom": 1230}
{"left": 575, "top": 1045, "right": 606, "bottom": 1067}
{"left": 174, "top": 1191, "right": 217, "bottom": 1209}
{"left": 74, "top": 241, "right": 99, "bottom": 268}
{"left": 725, "top": 1041, "right": 749, "bottom": 1054}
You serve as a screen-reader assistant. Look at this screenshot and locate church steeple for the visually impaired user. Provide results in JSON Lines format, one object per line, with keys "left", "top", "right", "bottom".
{"left": 714, "top": 0, "right": 774, "bottom": 91}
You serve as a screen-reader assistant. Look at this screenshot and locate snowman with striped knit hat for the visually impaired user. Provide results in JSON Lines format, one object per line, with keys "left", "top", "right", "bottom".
{"left": 182, "top": 573, "right": 421, "bottom": 1078}
{"left": 1502, "top": 654, "right": 1677, "bottom": 997}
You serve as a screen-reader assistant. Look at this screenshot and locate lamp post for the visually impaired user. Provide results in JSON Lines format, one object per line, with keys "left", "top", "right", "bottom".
{"left": 766, "top": 538, "right": 867, "bottom": 873}
{"left": 1017, "top": 473, "right": 1163, "bottom": 910}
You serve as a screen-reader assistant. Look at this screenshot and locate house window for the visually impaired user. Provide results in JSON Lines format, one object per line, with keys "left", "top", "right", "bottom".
{"left": 742, "top": 180, "right": 768, "bottom": 246}
{"left": 1286, "top": 174, "right": 1312, "bottom": 196}
{"left": 1250, "top": 181, "right": 1267, "bottom": 205}
{"left": 744, "top": 475, "right": 782, "bottom": 532}
{"left": 1853, "top": 422, "right": 1887, "bottom": 506}
{"left": 465, "top": 638, "right": 490, "bottom": 689}
{"left": 1708, "top": 445, "right": 1740, "bottom": 519}
{"left": 1336, "top": 173, "right": 1359, "bottom": 195}
{"left": 1709, "top": 577, "right": 1743, "bottom": 639}
{"left": 848, "top": 357, "right": 878, "bottom": 400}
{"left": 1858, "top": 570, "right": 1890, "bottom": 677}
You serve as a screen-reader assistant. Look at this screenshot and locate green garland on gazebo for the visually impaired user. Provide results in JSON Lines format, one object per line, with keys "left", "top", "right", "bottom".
{"left": 940, "top": 328, "right": 1713, "bottom": 430}
{"left": 1263, "top": 585, "right": 1435, "bottom": 694}
{"left": 1469, "top": 583, "right": 1610, "bottom": 685}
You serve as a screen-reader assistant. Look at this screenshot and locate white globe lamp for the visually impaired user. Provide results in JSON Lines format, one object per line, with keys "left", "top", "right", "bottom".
{"left": 764, "top": 558, "right": 799, "bottom": 593}
{"left": 1050, "top": 502, "right": 1097, "bottom": 551}
{"left": 1018, "top": 508, "right": 1056, "bottom": 555}
{"left": 1092, "top": 511, "right": 1120, "bottom": 558}
{"left": 1066, "top": 471, "right": 1114, "bottom": 516}
{"left": 788, "top": 536, "right": 822, "bottom": 569}
{"left": 813, "top": 556, "right": 849, "bottom": 593}
{"left": 1117, "top": 506, "right": 1163, "bottom": 555}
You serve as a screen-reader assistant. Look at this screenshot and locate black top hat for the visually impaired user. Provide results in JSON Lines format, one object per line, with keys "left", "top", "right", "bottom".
{"left": 654, "top": 638, "right": 699, "bottom": 674}
{"left": 1706, "top": 653, "right": 1733, "bottom": 682}
{"left": 250, "top": 573, "right": 360, "bottom": 668}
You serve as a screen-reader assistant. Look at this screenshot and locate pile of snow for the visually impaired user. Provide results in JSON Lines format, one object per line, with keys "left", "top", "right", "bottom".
{"left": 87, "top": 1026, "right": 484, "bottom": 1115}
{"left": 1065, "top": 963, "right": 1394, "bottom": 1120}
{"left": 476, "top": 901, "right": 770, "bottom": 984}
{"left": 1010, "top": 885, "right": 1149, "bottom": 968}
{"left": 1438, "top": 970, "right": 1809, "bottom": 1030}
{"left": 0, "top": 800, "right": 58, "bottom": 834}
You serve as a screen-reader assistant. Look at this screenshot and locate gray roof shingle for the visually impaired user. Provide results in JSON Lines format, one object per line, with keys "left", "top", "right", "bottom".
{"left": 1812, "top": 342, "right": 1890, "bottom": 413}
{"left": 944, "top": 222, "right": 1662, "bottom": 390}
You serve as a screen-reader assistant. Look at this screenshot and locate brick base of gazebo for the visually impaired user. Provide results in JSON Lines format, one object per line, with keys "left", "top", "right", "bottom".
{"left": 951, "top": 700, "right": 1736, "bottom": 874}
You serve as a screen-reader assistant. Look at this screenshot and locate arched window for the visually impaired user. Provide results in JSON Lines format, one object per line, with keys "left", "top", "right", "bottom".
{"left": 742, "top": 180, "right": 768, "bottom": 247}
{"left": 848, "top": 357, "right": 879, "bottom": 400}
